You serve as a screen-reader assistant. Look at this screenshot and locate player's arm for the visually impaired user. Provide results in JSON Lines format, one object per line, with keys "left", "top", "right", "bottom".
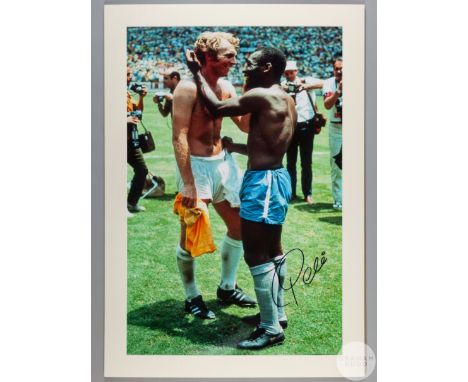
{"left": 224, "top": 80, "right": 250, "bottom": 133}
{"left": 172, "top": 81, "right": 197, "bottom": 207}
{"left": 222, "top": 136, "right": 248, "bottom": 156}
{"left": 324, "top": 81, "right": 342, "bottom": 110}
{"left": 201, "top": 85, "right": 267, "bottom": 117}
{"left": 186, "top": 50, "right": 267, "bottom": 117}
{"left": 193, "top": 70, "right": 267, "bottom": 117}
{"left": 195, "top": 69, "right": 267, "bottom": 117}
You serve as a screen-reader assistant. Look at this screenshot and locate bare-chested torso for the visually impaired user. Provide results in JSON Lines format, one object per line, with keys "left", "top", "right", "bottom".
{"left": 246, "top": 86, "right": 297, "bottom": 170}
{"left": 183, "top": 78, "right": 233, "bottom": 157}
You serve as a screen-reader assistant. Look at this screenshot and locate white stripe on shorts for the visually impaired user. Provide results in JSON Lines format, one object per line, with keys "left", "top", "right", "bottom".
{"left": 262, "top": 171, "right": 273, "bottom": 220}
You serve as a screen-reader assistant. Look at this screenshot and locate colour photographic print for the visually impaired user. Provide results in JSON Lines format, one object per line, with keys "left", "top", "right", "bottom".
{"left": 104, "top": 4, "right": 365, "bottom": 378}
{"left": 126, "top": 25, "right": 343, "bottom": 356}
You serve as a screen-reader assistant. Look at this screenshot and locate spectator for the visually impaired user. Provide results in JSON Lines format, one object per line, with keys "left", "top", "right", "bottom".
{"left": 153, "top": 70, "right": 181, "bottom": 117}
{"left": 282, "top": 60, "right": 323, "bottom": 204}
{"left": 127, "top": 67, "right": 149, "bottom": 216}
{"left": 323, "top": 57, "right": 343, "bottom": 210}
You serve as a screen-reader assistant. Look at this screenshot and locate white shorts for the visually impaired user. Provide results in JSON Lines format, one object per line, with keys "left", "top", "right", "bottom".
{"left": 176, "top": 150, "right": 243, "bottom": 207}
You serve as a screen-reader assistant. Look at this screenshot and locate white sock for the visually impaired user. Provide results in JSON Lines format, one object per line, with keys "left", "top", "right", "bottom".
{"left": 250, "top": 261, "right": 282, "bottom": 335}
{"left": 176, "top": 244, "right": 200, "bottom": 300}
{"left": 219, "top": 235, "right": 243, "bottom": 290}
{"left": 273, "top": 254, "right": 287, "bottom": 322}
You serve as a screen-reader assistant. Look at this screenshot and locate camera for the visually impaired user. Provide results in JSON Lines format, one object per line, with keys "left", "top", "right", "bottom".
{"left": 286, "top": 82, "right": 300, "bottom": 95}
{"left": 127, "top": 110, "right": 142, "bottom": 121}
{"left": 286, "top": 82, "right": 301, "bottom": 103}
{"left": 154, "top": 91, "right": 167, "bottom": 103}
{"left": 130, "top": 83, "right": 146, "bottom": 96}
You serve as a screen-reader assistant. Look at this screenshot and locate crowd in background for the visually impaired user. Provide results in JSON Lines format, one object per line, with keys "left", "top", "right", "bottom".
{"left": 127, "top": 26, "right": 342, "bottom": 86}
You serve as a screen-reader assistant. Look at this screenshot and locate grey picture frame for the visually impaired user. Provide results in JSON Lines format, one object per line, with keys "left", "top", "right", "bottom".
{"left": 91, "top": 0, "right": 376, "bottom": 380}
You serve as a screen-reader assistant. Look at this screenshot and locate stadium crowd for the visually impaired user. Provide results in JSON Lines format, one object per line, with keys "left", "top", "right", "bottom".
{"left": 127, "top": 27, "right": 342, "bottom": 86}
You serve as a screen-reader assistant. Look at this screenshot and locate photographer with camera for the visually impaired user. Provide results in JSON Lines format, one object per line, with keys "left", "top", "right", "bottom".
{"left": 127, "top": 67, "right": 149, "bottom": 217}
{"left": 282, "top": 61, "right": 323, "bottom": 205}
{"left": 153, "top": 70, "right": 181, "bottom": 117}
{"left": 323, "top": 57, "right": 343, "bottom": 210}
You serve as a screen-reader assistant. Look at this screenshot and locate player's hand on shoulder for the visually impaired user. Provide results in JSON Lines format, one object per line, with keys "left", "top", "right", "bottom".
{"left": 185, "top": 49, "right": 201, "bottom": 76}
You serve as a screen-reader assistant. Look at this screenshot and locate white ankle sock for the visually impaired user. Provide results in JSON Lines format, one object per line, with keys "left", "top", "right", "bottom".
{"left": 219, "top": 235, "right": 243, "bottom": 290}
{"left": 250, "top": 261, "right": 282, "bottom": 335}
{"left": 273, "top": 254, "right": 287, "bottom": 321}
{"left": 176, "top": 244, "right": 200, "bottom": 300}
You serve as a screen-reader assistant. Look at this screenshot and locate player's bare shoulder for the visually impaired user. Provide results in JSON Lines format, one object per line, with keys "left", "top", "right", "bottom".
{"left": 218, "top": 78, "right": 237, "bottom": 99}
{"left": 268, "top": 86, "right": 295, "bottom": 118}
{"left": 268, "top": 87, "right": 297, "bottom": 130}
{"left": 172, "top": 79, "right": 197, "bottom": 116}
{"left": 262, "top": 86, "right": 290, "bottom": 104}
{"left": 173, "top": 78, "right": 197, "bottom": 98}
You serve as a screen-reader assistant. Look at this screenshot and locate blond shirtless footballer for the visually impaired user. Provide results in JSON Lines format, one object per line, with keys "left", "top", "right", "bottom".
{"left": 172, "top": 32, "right": 256, "bottom": 319}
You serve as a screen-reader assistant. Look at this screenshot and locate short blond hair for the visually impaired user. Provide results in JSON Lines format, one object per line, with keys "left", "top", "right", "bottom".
{"left": 194, "top": 31, "right": 239, "bottom": 64}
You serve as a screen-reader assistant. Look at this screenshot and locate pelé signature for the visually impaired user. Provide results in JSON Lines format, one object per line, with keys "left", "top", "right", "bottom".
{"left": 273, "top": 249, "right": 327, "bottom": 307}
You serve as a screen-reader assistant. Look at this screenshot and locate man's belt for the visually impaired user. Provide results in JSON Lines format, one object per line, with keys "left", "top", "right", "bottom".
{"left": 297, "top": 119, "right": 313, "bottom": 126}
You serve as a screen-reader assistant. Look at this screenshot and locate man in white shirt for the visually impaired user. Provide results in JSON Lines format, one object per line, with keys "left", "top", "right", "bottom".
{"left": 282, "top": 61, "right": 323, "bottom": 205}
{"left": 323, "top": 57, "right": 343, "bottom": 210}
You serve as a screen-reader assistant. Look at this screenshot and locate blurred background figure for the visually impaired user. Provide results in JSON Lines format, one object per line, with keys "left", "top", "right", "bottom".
{"left": 283, "top": 60, "right": 323, "bottom": 204}
{"left": 153, "top": 70, "right": 181, "bottom": 118}
{"left": 323, "top": 57, "right": 343, "bottom": 210}
{"left": 127, "top": 67, "right": 148, "bottom": 217}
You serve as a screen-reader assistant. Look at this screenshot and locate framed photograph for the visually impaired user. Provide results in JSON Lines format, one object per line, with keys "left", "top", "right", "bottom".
{"left": 92, "top": 0, "right": 376, "bottom": 380}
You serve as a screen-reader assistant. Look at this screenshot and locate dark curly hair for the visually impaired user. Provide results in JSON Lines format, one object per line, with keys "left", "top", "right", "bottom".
{"left": 256, "top": 47, "right": 287, "bottom": 81}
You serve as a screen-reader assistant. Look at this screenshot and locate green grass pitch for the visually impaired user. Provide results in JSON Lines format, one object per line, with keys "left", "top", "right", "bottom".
{"left": 127, "top": 95, "right": 342, "bottom": 355}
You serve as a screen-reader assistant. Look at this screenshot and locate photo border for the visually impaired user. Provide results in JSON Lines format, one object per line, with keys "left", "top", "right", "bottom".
{"left": 92, "top": 0, "right": 377, "bottom": 380}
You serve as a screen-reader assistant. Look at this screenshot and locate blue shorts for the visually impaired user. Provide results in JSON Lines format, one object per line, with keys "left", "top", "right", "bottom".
{"left": 239, "top": 167, "right": 292, "bottom": 225}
